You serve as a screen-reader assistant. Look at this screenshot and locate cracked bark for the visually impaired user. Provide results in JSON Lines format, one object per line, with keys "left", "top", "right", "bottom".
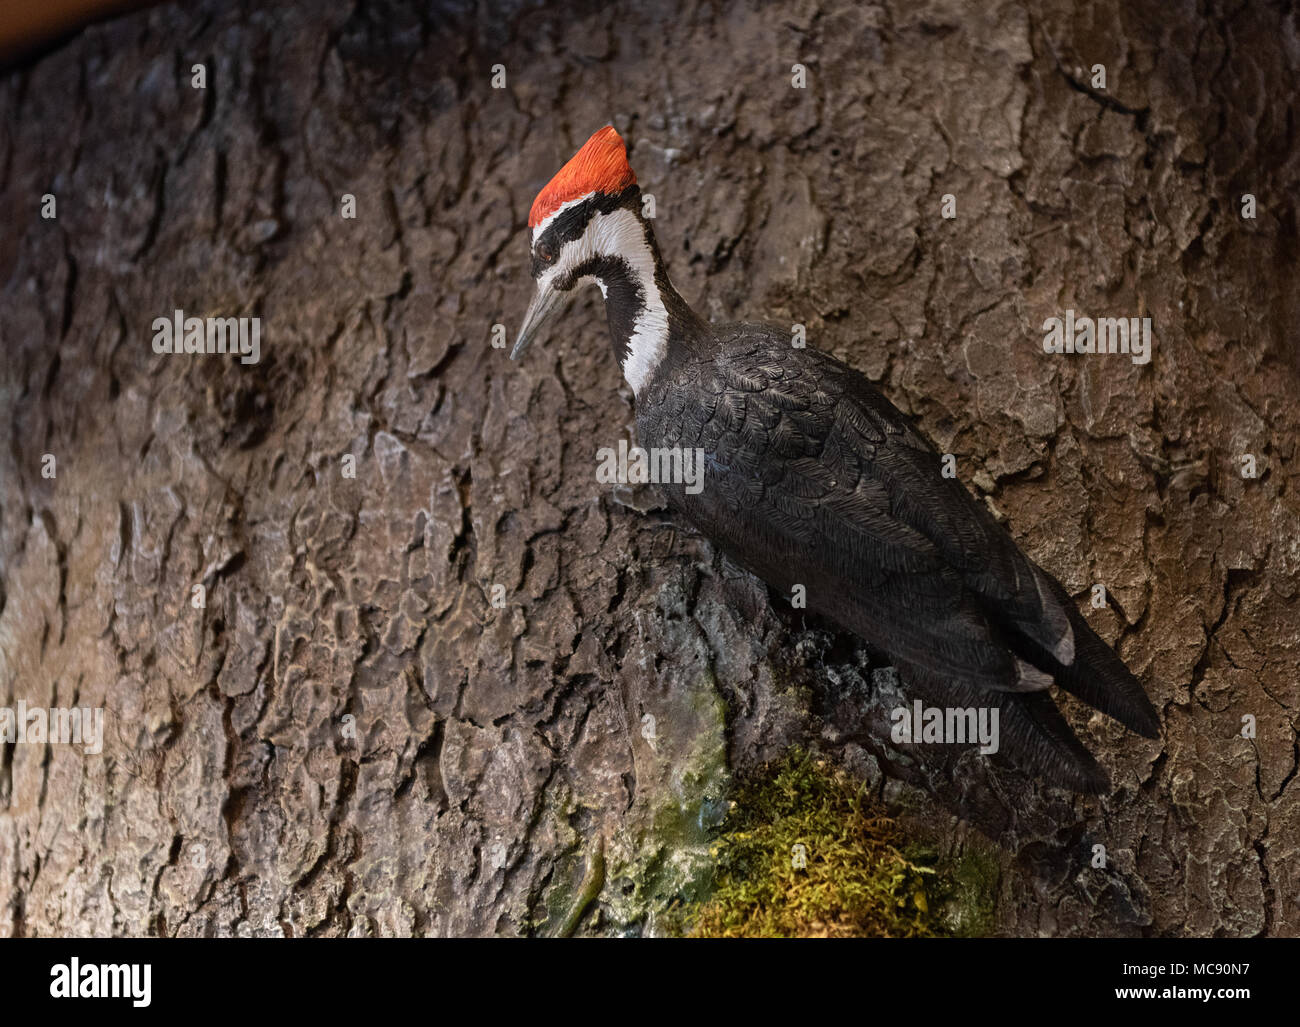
{"left": 0, "top": 0, "right": 1296, "bottom": 937}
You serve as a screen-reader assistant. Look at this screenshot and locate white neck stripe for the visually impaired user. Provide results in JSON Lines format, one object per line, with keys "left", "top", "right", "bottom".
{"left": 584, "top": 208, "right": 668, "bottom": 395}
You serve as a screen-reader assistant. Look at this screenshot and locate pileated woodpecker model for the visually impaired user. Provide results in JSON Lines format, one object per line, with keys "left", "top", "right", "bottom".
{"left": 512, "top": 126, "right": 1160, "bottom": 792}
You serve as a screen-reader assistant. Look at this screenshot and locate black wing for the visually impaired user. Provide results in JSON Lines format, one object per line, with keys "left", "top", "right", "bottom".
{"left": 639, "top": 325, "right": 1159, "bottom": 791}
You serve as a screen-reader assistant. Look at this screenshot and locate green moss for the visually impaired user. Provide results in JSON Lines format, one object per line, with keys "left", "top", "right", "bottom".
{"left": 927, "top": 840, "right": 1001, "bottom": 938}
{"left": 668, "top": 750, "right": 992, "bottom": 938}
{"left": 555, "top": 836, "right": 606, "bottom": 938}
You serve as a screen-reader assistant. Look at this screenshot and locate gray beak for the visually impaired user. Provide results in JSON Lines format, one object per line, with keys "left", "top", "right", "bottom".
{"left": 511, "top": 281, "right": 563, "bottom": 360}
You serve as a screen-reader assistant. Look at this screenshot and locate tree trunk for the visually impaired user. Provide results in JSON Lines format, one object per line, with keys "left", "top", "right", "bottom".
{"left": 0, "top": 0, "right": 1295, "bottom": 937}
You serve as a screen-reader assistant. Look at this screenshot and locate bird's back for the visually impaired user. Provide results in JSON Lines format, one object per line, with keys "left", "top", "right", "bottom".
{"left": 637, "top": 322, "right": 1159, "bottom": 791}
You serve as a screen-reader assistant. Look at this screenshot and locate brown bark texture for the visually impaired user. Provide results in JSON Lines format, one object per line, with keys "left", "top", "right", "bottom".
{"left": 0, "top": 0, "right": 1297, "bottom": 937}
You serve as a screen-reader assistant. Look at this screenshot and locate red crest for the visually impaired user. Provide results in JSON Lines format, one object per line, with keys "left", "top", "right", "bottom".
{"left": 528, "top": 126, "right": 637, "bottom": 228}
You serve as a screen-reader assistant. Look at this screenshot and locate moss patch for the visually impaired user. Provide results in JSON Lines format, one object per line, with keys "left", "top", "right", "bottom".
{"left": 924, "top": 839, "right": 1001, "bottom": 938}
{"left": 670, "top": 750, "right": 992, "bottom": 938}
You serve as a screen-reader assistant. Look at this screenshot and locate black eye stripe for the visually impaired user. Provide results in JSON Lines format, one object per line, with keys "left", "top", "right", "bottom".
{"left": 554, "top": 254, "right": 639, "bottom": 294}
{"left": 531, "top": 185, "right": 640, "bottom": 263}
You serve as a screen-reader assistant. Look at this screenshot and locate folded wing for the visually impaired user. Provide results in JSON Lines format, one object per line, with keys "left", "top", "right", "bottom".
{"left": 642, "top": 327, "right": 1159, "bottom": 790}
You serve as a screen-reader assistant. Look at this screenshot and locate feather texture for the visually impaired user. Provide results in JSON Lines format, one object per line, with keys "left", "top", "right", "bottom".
{"left": 638, "top": 323, "right": 1160, "bottom": 791}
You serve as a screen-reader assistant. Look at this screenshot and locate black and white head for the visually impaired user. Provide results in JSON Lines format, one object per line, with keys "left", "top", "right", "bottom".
{"left": 513, "top": 126, "right": 686, "bottom": 395}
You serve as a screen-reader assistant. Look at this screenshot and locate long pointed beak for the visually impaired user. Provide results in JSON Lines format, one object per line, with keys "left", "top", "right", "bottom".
{"left": 511, "top": 282, "right": 562, "bottom": 360}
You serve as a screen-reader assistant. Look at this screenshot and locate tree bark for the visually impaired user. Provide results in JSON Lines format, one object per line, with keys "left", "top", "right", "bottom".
{"left": 0, "top": 0, "right": 1295, "bottom": 936}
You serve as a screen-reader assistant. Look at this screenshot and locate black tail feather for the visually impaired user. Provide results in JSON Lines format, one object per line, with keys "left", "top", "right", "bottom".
{"left": 898, "top": 668, "right": 1112, "bottom": 793}
{"left": 1006, "top": 570, "right": 1161, "bottom": 739}
{"left": 1000, "top": 691, "right": 1111, "bottom": 793}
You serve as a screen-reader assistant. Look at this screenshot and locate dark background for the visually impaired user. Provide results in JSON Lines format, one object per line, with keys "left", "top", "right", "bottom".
{"left": 0, "top": 0, "right": 1296, "bottom": 936}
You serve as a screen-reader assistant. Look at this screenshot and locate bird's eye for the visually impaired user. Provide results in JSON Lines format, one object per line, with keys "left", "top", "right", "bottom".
{"left": 536, "top": 240, "right": 557, "bottom": 264}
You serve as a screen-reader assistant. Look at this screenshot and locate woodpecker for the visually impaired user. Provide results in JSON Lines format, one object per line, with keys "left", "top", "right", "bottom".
{"left": 512, "top": 126, "right": 1160, "bottom": 792}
